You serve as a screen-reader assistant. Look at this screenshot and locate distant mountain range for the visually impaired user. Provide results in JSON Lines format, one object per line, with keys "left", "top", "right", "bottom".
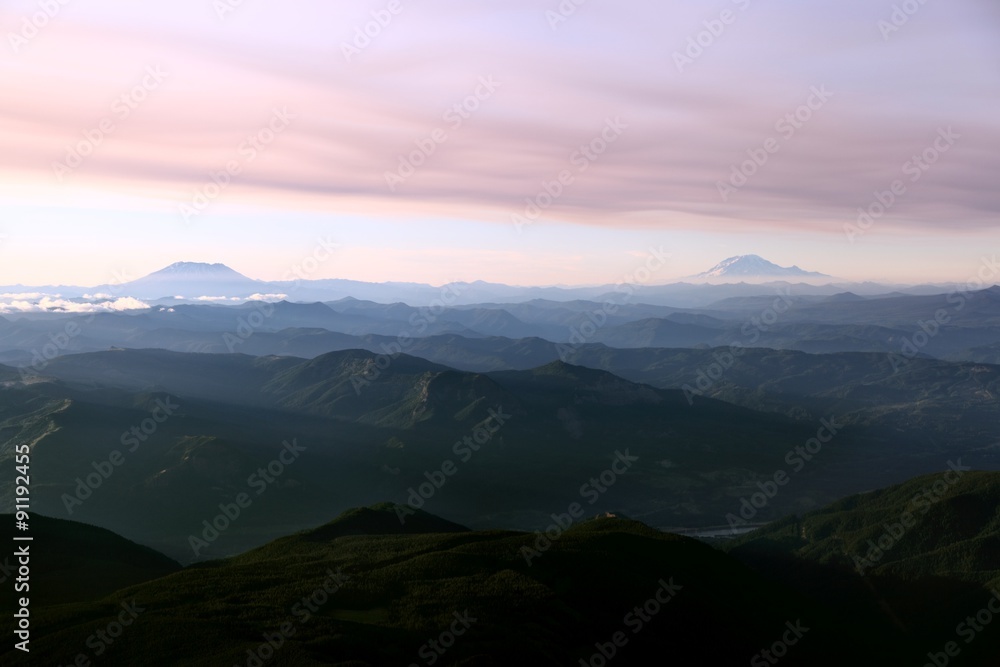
{"left": 0, "top": 259, "right": 965, "bottom": 309}
{"left": 2, "top": 284, "right": 1000, "bottom": 366}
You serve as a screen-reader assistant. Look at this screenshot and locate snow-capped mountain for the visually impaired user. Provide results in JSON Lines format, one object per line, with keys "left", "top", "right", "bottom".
{"left": 110, "top": 262, "right": 273, "bottom": 300}
{"left": 144, "top": 262, "right": 248, "bottom": 279}
{"left": 689, "top": 255, "right": 830, "bottom": 282}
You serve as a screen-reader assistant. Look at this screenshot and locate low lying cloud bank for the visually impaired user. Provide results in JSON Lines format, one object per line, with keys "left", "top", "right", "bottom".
{"left": 0, "top": 295, "right": 151, "bottom": 314}
{"left": 189, "top": 293, "right": 287, "bottom": 302}
{"left": 0, "top": 292, "right": 289, "bottom": 314}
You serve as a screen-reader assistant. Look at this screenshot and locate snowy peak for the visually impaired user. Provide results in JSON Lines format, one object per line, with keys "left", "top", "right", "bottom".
{"left": 115, "top": 262, "right": 268, "bottom": 299}
{"left": 691, "top": 255, "right": 830, "bottom": 282}
{"left": 145, "top": 262, "right": 252, "bottom": 280}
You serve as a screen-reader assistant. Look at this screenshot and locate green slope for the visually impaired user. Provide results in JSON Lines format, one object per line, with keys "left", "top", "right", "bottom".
{"left": 726, "top": 471, "right": 1000, "bottom": 665}
{"left": 0, "top": 506, "right": 903, "bottom": 666}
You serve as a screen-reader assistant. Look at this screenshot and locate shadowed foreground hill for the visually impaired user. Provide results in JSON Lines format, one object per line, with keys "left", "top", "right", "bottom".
{"left": 0, "top": 513, "right": 180, "bottom": 609}
{"left": 727, "top": 471, "right": 1000, "bottom": 665}
{"left": 727, "top": 471, "right": 1000, "bottom": 586}
{"left": 2, "top": 505, "right": 901, "bottom": 666}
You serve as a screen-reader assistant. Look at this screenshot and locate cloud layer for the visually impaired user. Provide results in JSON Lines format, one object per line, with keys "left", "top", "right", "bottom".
{"left": 1, "top": 0, "right": 997, "bottom": 236}
{"left": 0, "top": 295, "right": 150, "bottom": 314}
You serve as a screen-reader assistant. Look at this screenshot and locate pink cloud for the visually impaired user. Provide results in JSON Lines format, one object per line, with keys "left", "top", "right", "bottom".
{"left": 0, "top": 0, "right": 997, "bottom": 236}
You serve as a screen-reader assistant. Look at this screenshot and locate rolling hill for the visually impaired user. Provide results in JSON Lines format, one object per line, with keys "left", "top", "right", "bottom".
{"left": 0, "top": 506, "right": 904, "bottom": 666}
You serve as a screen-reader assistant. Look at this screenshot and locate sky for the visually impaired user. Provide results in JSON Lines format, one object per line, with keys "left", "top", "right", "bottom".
{"left": 1, "top": 0, "right": 998, "bottom": 287}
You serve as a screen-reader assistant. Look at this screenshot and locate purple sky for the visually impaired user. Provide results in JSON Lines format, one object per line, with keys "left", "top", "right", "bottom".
{"left": 1, "top": 0, "right": 998, "bottom": 286}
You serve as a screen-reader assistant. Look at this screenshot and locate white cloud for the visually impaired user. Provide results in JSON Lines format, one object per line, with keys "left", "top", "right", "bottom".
{"left": 0, "top": 292, "right": 54, "bottom": 299}
{"left": 0, "top": 295, "right": 150, "bottom": 314}
{"left": 190, "top": 293, "right": 286, "bottom": 302}
{"left": 104, "top": 297, "right": 149, "bottom": 311}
